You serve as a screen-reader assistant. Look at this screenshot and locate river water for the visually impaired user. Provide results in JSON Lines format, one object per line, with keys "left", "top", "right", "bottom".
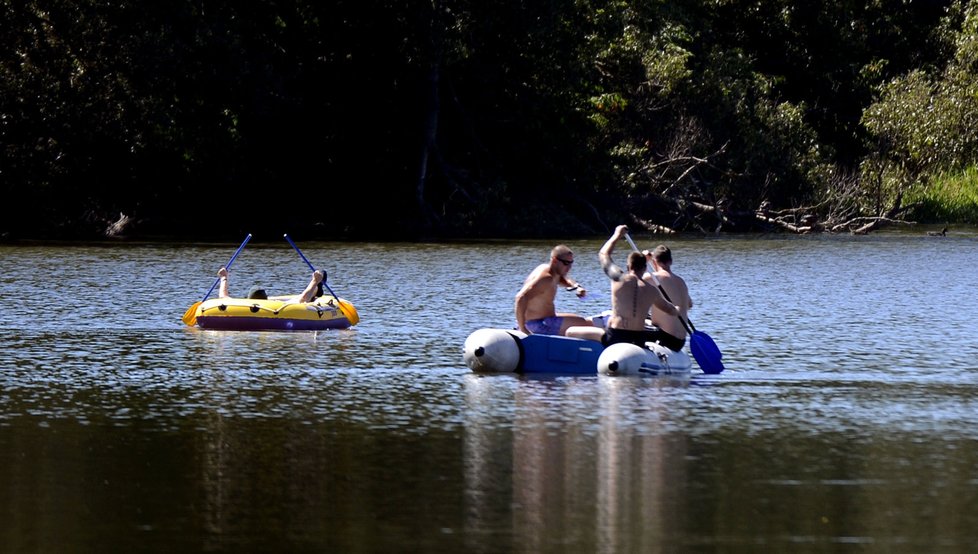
{"left": 1, "top": 230, "right": 976, "bottom": 552}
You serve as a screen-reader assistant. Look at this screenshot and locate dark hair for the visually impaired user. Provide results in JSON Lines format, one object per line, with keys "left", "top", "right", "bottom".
{"left": 652, "top": 245, "right": 672, "bottom": 265}
{"left": 247, "top": 286, "right": 268, "bottom": 300}
{"left": 627, "top": 251, "right": 647, "bottom": 272}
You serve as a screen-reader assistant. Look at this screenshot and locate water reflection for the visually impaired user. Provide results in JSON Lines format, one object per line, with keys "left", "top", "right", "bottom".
{"left": 462, "top": 374, "right": 697, "bottom": 552}
{"left": 594, "top": 376, "right": 691, "bottom": 554}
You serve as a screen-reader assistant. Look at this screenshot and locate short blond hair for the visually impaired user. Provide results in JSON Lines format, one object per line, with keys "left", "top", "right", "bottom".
{"left": 551, "top": 245, "right": 573, "bottom": 259}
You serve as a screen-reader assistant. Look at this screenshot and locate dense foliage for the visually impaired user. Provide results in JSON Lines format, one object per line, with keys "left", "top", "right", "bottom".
{"left": 1, "top": 0, "right": 974, "bottom": 240}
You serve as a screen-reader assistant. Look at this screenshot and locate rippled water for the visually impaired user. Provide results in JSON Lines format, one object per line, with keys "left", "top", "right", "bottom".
{"left": 1, "top": 231, "right": 977, "bottom": 552}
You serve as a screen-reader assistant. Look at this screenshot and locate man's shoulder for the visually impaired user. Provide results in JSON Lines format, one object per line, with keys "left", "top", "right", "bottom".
{"left": 657, "top": 270, "right": 682, "bottom": 282}
{"left": 666, "top": 272, "right": 688, "bottom": 286}
{"left": 658, "top": 271, "right": 689, "bottom": 293}
{"left": 525, "top": 265, "right": 556, "bottom": 286}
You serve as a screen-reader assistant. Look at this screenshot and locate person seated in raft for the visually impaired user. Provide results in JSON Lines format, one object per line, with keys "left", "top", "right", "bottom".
{"left": 565, "top": 225, "right": 682, "bottom": 349}
{"left": 514, "top": 244, "right": 593, "bottom": 336}
{"left": 643, "top": 243, "right": 694, "bottom": 352}
{"left": 216, "top": 267, "right": 323, "bottom": 302}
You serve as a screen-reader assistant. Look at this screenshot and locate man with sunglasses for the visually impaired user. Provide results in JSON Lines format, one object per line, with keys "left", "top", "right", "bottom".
{"left": 515, "top": 245, "right": 593, "bottom": 335}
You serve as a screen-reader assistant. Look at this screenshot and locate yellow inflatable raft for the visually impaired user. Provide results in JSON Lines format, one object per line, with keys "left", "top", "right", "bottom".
{"left": 193, "top": 294, "right": 359, "bottom": 331}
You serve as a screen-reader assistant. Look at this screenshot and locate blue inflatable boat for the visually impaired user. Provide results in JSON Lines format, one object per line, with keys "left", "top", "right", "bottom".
{"left": 462, "top": 328, "right": 693, "bottom": 376}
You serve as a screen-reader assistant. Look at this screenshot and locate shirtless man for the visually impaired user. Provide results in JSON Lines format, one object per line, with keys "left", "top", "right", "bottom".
{"left": 515, "top": 245, "right": 592, "bottom": 335}
{"left": 566, "top": 225, "right": 681, "bottom": 348}
{"left": 642, "top": 244, "right": 693, "bottom": 352}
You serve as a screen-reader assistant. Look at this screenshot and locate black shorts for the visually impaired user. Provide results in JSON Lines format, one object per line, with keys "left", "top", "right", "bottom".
{"left": 602, "top": 327, "right": 685, "bottom": 352}
{"left": 602, "top": 327, "right": 656, "bottom": 348}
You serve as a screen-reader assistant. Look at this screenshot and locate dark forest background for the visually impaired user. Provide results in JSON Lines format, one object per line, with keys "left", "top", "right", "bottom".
{"left": 3, "top": 0, "right": 978, "bottom": 241}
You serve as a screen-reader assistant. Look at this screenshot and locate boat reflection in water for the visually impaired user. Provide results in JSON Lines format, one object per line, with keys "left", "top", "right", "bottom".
{"left": 462, "top": 372, "right": 692, "bottom": 552}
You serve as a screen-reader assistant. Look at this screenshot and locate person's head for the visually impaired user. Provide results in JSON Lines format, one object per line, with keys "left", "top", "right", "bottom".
{"left": 627, "top": 251, "right": 647, "bottom": 273}
{"left": 652, "top": 245, "right": 672, "bottom": 267}
{"left": 247, "top": 286, "right": 268, "bottom": 300}
{"left": 550, "top": 245, "right": 575, "bottom": 274}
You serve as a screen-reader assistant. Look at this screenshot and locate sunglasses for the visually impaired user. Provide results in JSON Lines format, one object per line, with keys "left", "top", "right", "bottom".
{"left": 556, "top": 257, "right": 574, "bottom": 266}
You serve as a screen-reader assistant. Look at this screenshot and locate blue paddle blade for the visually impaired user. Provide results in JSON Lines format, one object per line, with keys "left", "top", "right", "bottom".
{"left": 690, "top": 331, "right": 724, "bottom": 374}
{"left": 694, "top": 330, "right": 722, "bottom": 360}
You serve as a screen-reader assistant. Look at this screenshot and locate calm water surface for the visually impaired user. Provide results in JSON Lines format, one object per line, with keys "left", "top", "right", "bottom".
{"left": 1, "top": 232, "right": 977, "bottom": 552}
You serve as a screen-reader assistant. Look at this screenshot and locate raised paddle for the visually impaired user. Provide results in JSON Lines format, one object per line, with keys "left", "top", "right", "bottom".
{"left": 283, "top": 234, "right": 360, "bottom": 326}
{"left": 625, "top": 233, "right": 724, "bottom": 374}
{"left": 182, "top": 233, "right": 253, "bottom": 326}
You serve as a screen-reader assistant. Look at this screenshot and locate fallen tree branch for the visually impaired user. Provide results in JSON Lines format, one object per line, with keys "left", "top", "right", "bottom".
{"left": 754, "top": 213, "right": 813, "bottom": 233}
{"left": 630, "top": 216, "right": 677, "bottom": 234}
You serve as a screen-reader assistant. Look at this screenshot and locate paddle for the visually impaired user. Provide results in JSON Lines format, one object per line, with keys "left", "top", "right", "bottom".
{"left": 182, "top": 233, "right": 253, "bottom": 326}
{"left": 625, "top": 233, "right": 724, "bottom": 374}
{"left": 283, "top": 234, "right": 360, "bottom": 326}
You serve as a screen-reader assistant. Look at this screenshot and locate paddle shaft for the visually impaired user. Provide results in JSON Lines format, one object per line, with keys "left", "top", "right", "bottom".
{"left": 283, "top": 234, "right": 342, "bottom": 300}
{"left": 202, "top": 233, "right": 252, "bottom": 302}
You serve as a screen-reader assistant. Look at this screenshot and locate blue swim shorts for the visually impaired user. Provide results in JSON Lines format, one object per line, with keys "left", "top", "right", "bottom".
{"left": 524, "top": 316, "right": 565, "bottom": 335}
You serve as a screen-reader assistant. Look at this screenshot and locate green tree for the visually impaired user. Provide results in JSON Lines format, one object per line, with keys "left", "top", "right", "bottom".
{"left": 862, "top": 0, "right": 978, "bottom": 190}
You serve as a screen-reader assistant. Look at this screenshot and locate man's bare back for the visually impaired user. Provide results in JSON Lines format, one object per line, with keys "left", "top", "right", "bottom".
{"left": 607, "top": 273, "right": 663, "bottom": 331}
{"left": 648, "top": 250, "right": 692, "bottom": 340}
